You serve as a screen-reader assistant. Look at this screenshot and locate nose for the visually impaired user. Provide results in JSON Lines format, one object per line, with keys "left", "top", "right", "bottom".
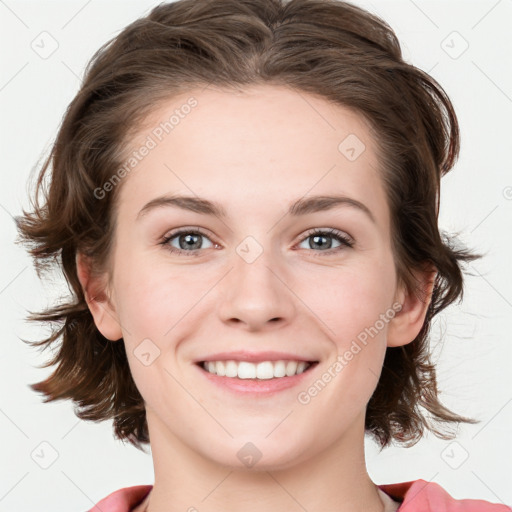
{"left": 217, "top": 244, "right": 296, "bottom": 331}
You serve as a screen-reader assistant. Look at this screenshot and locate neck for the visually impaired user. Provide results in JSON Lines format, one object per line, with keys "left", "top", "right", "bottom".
{"left": 141, "top": 409, "right": 385, "bottom": 512}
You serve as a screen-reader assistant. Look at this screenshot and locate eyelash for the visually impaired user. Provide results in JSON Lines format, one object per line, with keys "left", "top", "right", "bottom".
{"left": 159, "top": 227, "right": 354, "bottom": 257}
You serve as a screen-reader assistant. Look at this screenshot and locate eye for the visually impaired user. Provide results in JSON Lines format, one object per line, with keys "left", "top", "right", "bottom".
{"left": 159, "top": 227, "right": 354, "bottom": 257}
{"left": 296, "top": 228, "right": 354, "bottom": 256}
{"left": 160, "top": 228, "right": 215, "bottom": 256}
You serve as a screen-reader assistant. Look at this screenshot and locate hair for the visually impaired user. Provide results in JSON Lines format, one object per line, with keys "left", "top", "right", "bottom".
{"left": 15, "top": 0, "right": 483, "bottom": 452}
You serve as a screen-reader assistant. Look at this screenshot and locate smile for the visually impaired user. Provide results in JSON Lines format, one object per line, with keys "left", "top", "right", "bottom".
{"left": 195, "top": 360, "right": 319, "bottom": 396}
{"left": 200, "top": 359, "right": 316, "bottom": 379}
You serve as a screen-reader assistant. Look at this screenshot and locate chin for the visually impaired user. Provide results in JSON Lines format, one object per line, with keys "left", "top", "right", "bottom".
{"left": 204, "top": 437, "right": 314, "bottom": 473}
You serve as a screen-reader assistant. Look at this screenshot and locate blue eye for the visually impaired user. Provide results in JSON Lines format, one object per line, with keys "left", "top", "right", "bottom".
{"left": 297, "top": 228, "right": 354, "bottom": 256}
{"left": 160, "top": 227, "right": 353, "bottom": 257}
{"left": 160, "top": 228, "right": 214, "bottom": 257}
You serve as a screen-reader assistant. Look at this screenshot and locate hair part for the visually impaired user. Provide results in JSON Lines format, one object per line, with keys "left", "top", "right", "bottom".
{"left": 16, "top": 0, "right": 482, "bottom": 451}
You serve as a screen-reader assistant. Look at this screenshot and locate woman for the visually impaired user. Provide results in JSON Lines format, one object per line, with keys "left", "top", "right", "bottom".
{"left": 15, "top": 0, "right": 511, "bottom": 510}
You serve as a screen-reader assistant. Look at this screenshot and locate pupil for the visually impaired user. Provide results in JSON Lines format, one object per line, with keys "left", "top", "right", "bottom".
{"left": 181, "top": 233, "right": 201, "bottom": 250}
{"left": 312, "top": 234, "right": 330, "bottom": 249}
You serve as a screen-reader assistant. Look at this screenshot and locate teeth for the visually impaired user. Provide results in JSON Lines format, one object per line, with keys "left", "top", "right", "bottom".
{"left": 203, "top": 360, "right": 312, "bottom": 379}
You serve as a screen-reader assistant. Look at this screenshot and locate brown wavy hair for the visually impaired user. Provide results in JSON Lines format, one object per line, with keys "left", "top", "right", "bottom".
{"left": 15, "top": 0, "right": 482, "bottom": 452}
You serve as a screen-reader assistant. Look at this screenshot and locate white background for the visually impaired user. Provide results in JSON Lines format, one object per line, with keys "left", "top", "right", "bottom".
{"left": 1, "top": 0, "right": 511, "bottom": 510}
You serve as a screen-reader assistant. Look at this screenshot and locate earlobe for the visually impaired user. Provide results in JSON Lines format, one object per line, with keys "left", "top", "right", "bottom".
{"left": 75, "top": 252, "right": 123, "bottom": 341}
{"left": 387, "top": 265, "right": 437, "bottom": 348}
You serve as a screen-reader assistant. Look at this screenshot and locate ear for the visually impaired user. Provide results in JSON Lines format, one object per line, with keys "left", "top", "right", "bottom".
{"left": 76, "top": 252, "right": 123, "bottom": 341}
{"left": 387, "top": 264, "right": 437, "bottom": 348}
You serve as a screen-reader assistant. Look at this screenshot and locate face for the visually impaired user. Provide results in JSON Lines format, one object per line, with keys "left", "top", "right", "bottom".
{"left": 86, "top": 84, "right": 421, "bottom": 471}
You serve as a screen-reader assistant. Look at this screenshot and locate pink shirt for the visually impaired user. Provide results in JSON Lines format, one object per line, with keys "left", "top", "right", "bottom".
{"left": 88, "top": 479, "right": 512, "bottom": 511}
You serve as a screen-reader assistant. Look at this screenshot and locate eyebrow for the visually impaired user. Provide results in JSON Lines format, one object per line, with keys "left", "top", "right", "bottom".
{"left": 136, "top": 194, "right": 376, "bottom": 224}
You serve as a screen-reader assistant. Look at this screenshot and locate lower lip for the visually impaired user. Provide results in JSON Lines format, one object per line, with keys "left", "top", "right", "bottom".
{"left": 195, "top": 362, "right": 319, "bottom": 396}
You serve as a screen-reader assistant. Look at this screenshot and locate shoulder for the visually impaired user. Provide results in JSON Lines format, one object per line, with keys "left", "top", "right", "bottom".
{"left": 87, "top": 485, "right": 153, "bottom": 512}
{"left": 378, "top": 479, "right": 512, "bottom": 512}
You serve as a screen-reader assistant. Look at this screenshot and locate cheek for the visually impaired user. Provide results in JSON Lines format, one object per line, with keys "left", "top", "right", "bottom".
{"left": 298, "top": 261, "right": 396, "bottom": 336}
{"left": 113, "top": 256, "right": 216, "bottom": 350}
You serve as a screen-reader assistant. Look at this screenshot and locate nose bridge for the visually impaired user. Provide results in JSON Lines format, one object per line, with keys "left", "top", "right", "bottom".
{"left": 217, "top": 233, "right": 295, "bottom": 329}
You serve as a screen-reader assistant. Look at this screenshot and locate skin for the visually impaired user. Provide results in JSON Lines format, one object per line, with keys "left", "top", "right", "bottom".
{"left": 77, "top": 85, "right": 435, "bottom": 512}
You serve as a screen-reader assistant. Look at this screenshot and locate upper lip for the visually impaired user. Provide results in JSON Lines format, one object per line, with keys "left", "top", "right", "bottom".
{"left": 195, "top": 351, "right": 319, "bottom": 364}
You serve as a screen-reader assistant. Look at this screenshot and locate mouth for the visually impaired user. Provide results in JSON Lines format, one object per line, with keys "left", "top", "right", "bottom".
{"left": 194, "top": 360, "right": 320, "bottom": 396}
{"left": 196, "top": 360, "right": 319, "bottom": 378}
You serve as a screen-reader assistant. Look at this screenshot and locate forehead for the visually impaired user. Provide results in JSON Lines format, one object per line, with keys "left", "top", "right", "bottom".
{"left": 117, "top": 84, "right": 389, "bottom": 230}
